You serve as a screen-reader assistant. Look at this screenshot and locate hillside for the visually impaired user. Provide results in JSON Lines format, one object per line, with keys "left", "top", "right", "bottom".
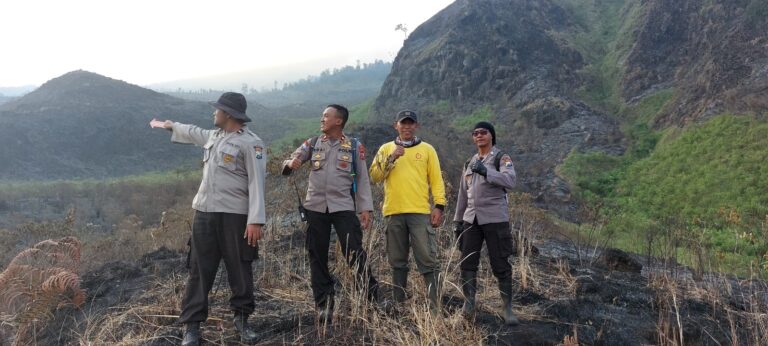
{"left": 372, "top": 0, "right": 628, "bottom": 217}
{"left": 0, "top": 95, "right": 12, "bottom": 106}
{"left": 3, "top": 1, "right": 768, "bottom": 344}
{"left": 373, "top": 0, "right": 767, "bottom": 213}
{"left": 0, "top": 71, "right": 286, "bottom": 181}
{"left": 369, "top": 0, "right": 768, "bottom": 273}
{"left": 1, "top": 158, "right": 766, "bottom": 345}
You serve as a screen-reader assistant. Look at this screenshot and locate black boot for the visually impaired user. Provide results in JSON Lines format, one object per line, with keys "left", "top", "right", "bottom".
{"left": 316, "top": 295, "right": 335, "bottom": 326}
{"left": 423, "top": 271, "right": 441, "bottom": 316}
{"left": 461, "top": 271, "right": 477, "bottom": 318}
{"left": 367, "top": 278, "right": 381, "bottom": 304}
{"left": 498, "top": 277, "right": 520, "bottom": 326}
{"left": 392, "top": 269, "right": 408, "bottom": 303}
{"left": 233, "top": 313, "right": 258, "bottom": 344}
{"left": 181, "top": 322, "right": 200, "bottom": 346}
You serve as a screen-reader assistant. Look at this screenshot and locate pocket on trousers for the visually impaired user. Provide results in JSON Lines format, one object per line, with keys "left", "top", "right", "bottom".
{"left": 498, "top": 227, "right": 515, "bottom": 258}
{"left": 427, "top": 226, "right": 438, "bottom": 256}
{"left": 239, "top": 237, "right": 259, "bottom": 261}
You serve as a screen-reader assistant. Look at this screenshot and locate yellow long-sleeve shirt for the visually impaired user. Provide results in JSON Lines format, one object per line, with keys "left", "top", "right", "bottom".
{"left": 370, "top": 141, "right": 446, "bottom": 216}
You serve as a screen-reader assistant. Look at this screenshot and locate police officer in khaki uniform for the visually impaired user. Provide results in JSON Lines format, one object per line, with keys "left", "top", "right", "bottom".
{"left": 453, "top": 121, "right": 520, "bottom": 325}
{"left": 282, "top": 104, "right": 379, "bottom": 325}
{"left": 151, "top": 92, "right": 265, "bottom": 345}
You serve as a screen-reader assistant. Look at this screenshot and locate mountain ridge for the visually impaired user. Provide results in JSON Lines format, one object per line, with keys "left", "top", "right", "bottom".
{"left": 0, "top": 70, "right": 215, "bottom": 180}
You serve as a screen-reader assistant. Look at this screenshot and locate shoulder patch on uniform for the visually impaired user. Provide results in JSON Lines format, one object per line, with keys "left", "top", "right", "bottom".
{"left": 254, "top": 146, "right": 263, "bottom": 159}
{"left": 501, "top": 154, "right": 513, "bottom": 167}
{"left": 300, "top": 139, "right": 311, "bottom": 151}
{"left": 358, "top": 142, "right": 366, "bottom": 161}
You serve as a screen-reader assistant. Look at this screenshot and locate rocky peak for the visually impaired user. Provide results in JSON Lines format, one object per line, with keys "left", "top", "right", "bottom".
{"left": 370, "top": 0, "right": 768, "bottom": 218}
{"left": 375, "top": 0, "right": 584, "bottom": 116}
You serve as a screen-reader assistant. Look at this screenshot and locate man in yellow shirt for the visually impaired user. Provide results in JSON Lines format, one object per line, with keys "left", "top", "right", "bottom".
{"left": 370, "top": 110, "right": 446, "bottom": 314}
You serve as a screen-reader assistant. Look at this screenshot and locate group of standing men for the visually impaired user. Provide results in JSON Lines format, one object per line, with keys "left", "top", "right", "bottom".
{"left": 152, "top": 92, "right": 522, "bottom": 346}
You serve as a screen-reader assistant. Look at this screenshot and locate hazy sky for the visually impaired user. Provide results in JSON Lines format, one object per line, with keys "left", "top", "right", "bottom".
{"left": 0, "top": 0, "right": 454, "bottom": 88}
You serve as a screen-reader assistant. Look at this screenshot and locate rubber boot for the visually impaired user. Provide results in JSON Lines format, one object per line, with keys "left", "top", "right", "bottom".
{"left": 181, "top": 322, "right": 200, "bottom": 346}
{"left": 316, "top": 295, "right": 335, "bottom": 326}
{"left": 233, "top": 313, "right": 258, "bottom": 344}
{"left": 423, "top": 271, "right": 441, "bottom": 316}
{"left": 461, "top": 271, "right": 477, "bottom": 318}
{"left": 392, "top": 269, "right": 408, "bottom": 303}
{"left": 498, "top": 277, "right": 520, "bottom": 326}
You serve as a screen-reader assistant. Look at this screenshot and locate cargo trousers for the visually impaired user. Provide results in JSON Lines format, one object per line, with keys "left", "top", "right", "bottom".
{"left": 306, "top": 209, "right": 379, "bottom": 307}
{"left": 385, "top": 213, "right": 439, "bottom": 275}
{"left": 458, "top": 218, "right": 513, "bottom": 279}
{"left": 178, "top": 211, "right": 257, "bottom": 323}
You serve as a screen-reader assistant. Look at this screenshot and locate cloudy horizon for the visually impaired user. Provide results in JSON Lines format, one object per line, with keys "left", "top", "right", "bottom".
{"left": 0, "top": 0, "right": 454, "bottom": 90}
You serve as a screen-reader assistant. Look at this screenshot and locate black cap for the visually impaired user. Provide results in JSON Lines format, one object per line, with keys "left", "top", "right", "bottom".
{"left": 209, "top": 92, "right": 251, "bottom": 122}
{"left": 474, "top": 121, "right": 496, "bottom": 145}
{"left": 396, "top": 110, "right": 418, "bottom": 123}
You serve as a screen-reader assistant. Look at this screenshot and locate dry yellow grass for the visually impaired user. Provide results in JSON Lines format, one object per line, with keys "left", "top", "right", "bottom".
{"left": 2, "top": 155, "right": 768, "bottom": 344}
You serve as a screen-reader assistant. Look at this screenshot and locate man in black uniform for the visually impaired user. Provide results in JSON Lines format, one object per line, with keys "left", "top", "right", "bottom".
{"left": 151, "top": 92, "right": 265, "bottom": 345}
{"left": 453, "top": 121, "right": 520, "bottom": 325}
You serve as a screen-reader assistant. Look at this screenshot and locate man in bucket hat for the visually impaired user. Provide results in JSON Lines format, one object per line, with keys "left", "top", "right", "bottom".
{"left": 150, "top": 92, "right": 265, "bottom": 345}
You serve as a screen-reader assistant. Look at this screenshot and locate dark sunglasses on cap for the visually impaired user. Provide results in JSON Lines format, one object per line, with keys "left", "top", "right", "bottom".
{"left": 472, "top": 129, "right": 489, "bottom": 137}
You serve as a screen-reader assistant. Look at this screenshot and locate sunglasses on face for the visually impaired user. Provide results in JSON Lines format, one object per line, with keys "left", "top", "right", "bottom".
{"left": 472, "top": 129, "right": 489, "bottom": 137}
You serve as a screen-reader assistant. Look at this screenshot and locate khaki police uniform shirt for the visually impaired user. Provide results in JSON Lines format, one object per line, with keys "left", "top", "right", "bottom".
{"left": 454, "top": 146, "right": 517, "bottom": 225}
{"left": 282, "top": 135, "right": 374, "bottom": 214}
{"left": 171, "top": 122, "right": 267, "bottom": 225}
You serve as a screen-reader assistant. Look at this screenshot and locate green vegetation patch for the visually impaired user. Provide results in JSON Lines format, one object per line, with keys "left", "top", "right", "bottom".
{"left": 560, "top": 150, "right": 625, "bottom": 201}
{"left": 451, "top": 105, "right": 496, "bottom": 131}
{"left": 552, "top": 0, "right": 646, "bottom": 114}
{"left": 562, "top": 115, "right": 768, "bottom": 276}
{"left": 559, "top": 89, "right": 671, "bottom": 200}
{"left": 614, "top": 115, "right": 768, "bottom": 227}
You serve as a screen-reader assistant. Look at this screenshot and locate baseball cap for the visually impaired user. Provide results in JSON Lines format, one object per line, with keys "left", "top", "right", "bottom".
{"left": 396, "top": 110, "right": 418, "bottom": 123}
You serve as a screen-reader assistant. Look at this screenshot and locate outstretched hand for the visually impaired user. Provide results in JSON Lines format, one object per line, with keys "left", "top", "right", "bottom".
{"left": 149, "top": 118, "right": 173, "bottom": 129}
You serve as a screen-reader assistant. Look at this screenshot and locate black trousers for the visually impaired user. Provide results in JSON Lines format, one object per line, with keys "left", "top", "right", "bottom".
{"left": 306, "top": 209, "right": 378, "bottom": 306}
{"left": 178, "top": 211, "right": 258, "bottom": 323}
{"left": 458, "top": 219, "right": 514, "bottom": 279}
